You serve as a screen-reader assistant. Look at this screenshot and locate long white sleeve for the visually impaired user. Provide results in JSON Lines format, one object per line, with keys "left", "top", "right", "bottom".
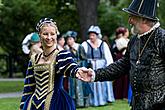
{"left": 103, "top": 42, "right": 114, "bottom": 66}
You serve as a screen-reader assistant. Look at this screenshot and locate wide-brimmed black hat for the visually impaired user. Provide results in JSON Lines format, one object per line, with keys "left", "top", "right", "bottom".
{"left": 123, "top": 0, "right": 159, "bottom": 21}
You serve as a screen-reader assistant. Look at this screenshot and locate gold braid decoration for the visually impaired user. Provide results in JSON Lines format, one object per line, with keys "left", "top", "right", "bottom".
{"left": 44, "top": 50, "right": 59, "bottom": 110}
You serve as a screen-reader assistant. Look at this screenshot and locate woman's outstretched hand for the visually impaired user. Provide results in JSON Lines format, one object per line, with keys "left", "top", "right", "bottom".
{"left": 76, "top": 67, "right": 95, "bottom": 82}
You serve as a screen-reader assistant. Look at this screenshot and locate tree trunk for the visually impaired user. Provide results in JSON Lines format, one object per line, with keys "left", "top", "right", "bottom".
{"left": 76, "top": 0, "right": 100, "bottom": 41}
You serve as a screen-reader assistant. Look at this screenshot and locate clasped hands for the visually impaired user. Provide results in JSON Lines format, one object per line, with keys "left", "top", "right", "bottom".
{"left": 76, "top": 67, "right": 95, "bottom": 82}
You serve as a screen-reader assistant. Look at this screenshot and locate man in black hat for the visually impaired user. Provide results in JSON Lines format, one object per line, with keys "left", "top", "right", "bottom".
{"left": 77, "top": 0, "right": 165, "bottom": 110}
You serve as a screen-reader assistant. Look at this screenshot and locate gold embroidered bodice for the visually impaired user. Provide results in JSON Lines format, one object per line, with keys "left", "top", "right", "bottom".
{"left": 32, "top": 59, "right": 55, "bottom": 109}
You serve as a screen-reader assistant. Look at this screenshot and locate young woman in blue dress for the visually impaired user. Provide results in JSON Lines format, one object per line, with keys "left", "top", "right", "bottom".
{"left": 19, "top": 18, "right": 88, "bottom": 110}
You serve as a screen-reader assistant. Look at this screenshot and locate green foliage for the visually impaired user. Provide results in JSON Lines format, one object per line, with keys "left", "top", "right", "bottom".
{"left": 98, "top": 5, "right": 124, "bottom": 36}
{"left": 0, "top": 0, "right": 164, "bottom": 51}
{"left": 0, "top": 0, "right": 40, "bottom": 54}
{"left": 55, "top": 9, "right": 79, "bottom": 35}
{"left": 0, "top": 0, "right": 78, "bottom": 55}
{"left": 98, "top": 0, "right": 132, "bottom": 39}
{"left": 0, "top": 0, "right": 164, "bottom": 55}
{"left": 158, "top": 0, "right": 165, "bottom": 28}
{"left": 0, "top": 55, "right": 8, "bottom": 76}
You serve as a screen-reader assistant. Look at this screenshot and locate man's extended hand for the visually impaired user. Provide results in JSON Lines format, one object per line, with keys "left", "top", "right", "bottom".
{"left": 76, "top": 67, "right": 95, "bottom": 82}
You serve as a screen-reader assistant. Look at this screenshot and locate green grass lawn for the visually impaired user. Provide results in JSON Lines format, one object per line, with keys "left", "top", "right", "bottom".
{"left": 0, "top": 97, "right": 21, "bottom": 110}
{"left": 0, "top": 81, "right": 24, "bottom": 93}
{"left": 77, "top": 100, "right": 130, "bottom": 110}
{"left": 0, "top": 98, "right": 130, "bottom": 110}
{"left": 0, "top": 81, "right": 130, "bottom": 110}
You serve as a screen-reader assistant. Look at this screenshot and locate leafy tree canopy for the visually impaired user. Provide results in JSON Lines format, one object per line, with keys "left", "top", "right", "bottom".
{"left": 0, "top": 0, "right": 164, "bottom": 55}
{"left": 0, "top": 0, "right": 78, "bottom": 54}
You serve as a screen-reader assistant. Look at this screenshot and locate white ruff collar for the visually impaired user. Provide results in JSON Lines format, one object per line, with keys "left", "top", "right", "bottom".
{"left": 138, "top": 22, "right": 160, "bottom": 38}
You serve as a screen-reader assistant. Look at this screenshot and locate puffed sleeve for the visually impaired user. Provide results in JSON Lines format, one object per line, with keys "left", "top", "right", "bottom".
{"left": 55, "top": 50, "right": 79, "bottom": 77}
{"left": 20, "top": 61, "right": 36, "bottom": 109}
{"left": 103, "top": 41, "right": 113, "bottom": 66}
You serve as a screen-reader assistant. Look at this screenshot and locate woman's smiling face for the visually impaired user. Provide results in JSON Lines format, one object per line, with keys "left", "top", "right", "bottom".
{"left": 39, "top": 24, "right": 57, "bottom": 48}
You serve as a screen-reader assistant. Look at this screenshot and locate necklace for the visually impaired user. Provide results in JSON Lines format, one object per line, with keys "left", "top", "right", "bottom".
{"left": 136, "top": 30, "right": 155, "bottom": 65}
{"left": 43, "top": 48, "right": 56, "bottom": 61}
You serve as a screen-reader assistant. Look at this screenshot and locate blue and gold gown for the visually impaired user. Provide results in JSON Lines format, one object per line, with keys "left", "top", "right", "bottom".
{"left": 20, "top": 50, "right": 79, "bottom": 110}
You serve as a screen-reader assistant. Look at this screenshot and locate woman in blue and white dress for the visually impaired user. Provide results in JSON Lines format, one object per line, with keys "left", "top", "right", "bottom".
{"left": 81, "top": 25, "right": 115, "bottom": 106}
{"left": 19, "top": 18, "right": 88, "bottom": 110}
